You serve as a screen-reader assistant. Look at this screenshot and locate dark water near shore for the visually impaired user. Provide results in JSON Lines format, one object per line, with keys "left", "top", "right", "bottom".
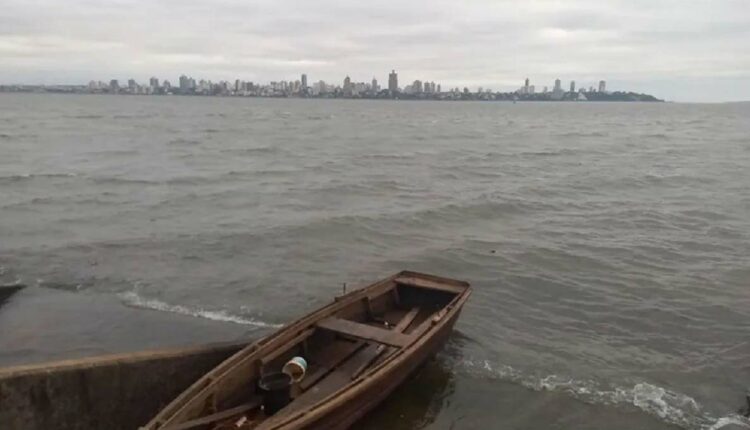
{"left": 1, "top": 94, "right": 749, "bottom": 429}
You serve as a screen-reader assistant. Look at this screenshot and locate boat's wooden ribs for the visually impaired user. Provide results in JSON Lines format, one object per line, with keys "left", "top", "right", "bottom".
{"left": 315, "top": 318, "right": 410, "bottom": 348}
{"left": 160, "top": 398, "right": 261, "bottom": 430}
{"left": 260, "top": 328, "right": 315, "bottom": 367}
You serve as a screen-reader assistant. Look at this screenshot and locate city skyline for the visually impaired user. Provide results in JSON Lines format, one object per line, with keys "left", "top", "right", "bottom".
{"left": 3, "top": 71, "right": 616, "bottom": 99}
{"left": 2, "top": 1, "right": 748, "bottom": 102}
{"left": 4, "top": 70, "right": 662, "bottom": 102}
{"left": 4, "top": 71, "right": 621, "bottom": 98}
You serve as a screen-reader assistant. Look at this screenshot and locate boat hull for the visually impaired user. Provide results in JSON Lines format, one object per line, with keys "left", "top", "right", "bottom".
{"left": 297, "top": 308, "right": 462, "bottom": 430}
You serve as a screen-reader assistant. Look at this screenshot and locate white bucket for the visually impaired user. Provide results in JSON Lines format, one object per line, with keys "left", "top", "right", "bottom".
{"left": 282, "top": 356, "right": 307, "bottom": 382}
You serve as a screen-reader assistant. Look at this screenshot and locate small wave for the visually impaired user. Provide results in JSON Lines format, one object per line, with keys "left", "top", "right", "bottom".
{"left": 0, "top": 173, "right": 78, "bottom": 183}
{"left": 643, "top": 133, "right": 670, "bottom": 139}
{"left": 113, "top": 114, "right": 152, "bottom": 119}
{"left": 556, "top": 131, "right": 609, "bottom": 138}
{"left": 88, "top": 176, "right": 157, "bottom": 185}
{"left": 118, "top": 291, "right": 281, "bottom": 329}
{"left": 66, "top": 114, "right": 104, "bottom": 119}
{"left": 460, "top": 358, "right": 718, "bottom": 429}
{"left": 709, "top": 415, "right": 750, "bottom": 430}
{"left": 168, "top": 138, "right": 202, "bottom": 146}
{"left": 219, "top": 146, "right": 278, "bottom": 155}
{"left": 90, "top": 149, "right": 139, "bottom": 156}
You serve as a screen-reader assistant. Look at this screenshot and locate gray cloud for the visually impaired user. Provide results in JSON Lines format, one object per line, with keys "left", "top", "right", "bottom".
{"left": 1, "top": 0, "right": 748, "bottom": 101}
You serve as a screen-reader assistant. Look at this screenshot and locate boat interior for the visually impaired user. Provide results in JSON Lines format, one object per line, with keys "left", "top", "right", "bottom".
{"left": 155, "top": 274, "right": 467, "bottom": 430}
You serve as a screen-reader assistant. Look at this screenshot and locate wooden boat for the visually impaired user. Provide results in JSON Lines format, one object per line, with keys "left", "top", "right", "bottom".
{"left": 141, "top": 271, "right": 471, "bottom": 430}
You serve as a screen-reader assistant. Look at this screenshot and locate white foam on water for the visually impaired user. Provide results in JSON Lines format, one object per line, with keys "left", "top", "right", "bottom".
{"left": 118, "top": 291, "right": 282, "bottom": 329}
{"left": 460, "top": 358, "right": 733, "bottom": 429}
{"left": 708, "top": 415, "right": 750, "bottom": 430}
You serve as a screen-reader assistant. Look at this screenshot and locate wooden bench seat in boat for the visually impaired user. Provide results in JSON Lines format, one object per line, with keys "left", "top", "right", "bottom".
{"left": 314, "top": 318, "right": 411, "bottom": 348}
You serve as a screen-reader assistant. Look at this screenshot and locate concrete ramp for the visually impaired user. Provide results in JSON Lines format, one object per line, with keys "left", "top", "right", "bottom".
{"left": 0, "top": 284, "right": 25, "bottom": 307}
{"left": 0, "top": 340, "right": 250, "bottom": 430}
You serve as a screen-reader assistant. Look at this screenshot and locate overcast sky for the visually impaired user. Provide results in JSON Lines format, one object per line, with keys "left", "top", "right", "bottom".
{"left": 1, "top": 0, "right": 749, "bottom": 102}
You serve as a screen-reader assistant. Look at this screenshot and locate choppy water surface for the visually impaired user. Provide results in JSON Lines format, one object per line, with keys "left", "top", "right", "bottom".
{"left": 1, "top": 94, "right": 749, "bottom": 429}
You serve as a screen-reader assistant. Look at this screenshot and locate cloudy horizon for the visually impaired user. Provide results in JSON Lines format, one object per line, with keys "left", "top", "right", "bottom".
{"left": 1, "top": 0, "right": 749, "bottom": 102}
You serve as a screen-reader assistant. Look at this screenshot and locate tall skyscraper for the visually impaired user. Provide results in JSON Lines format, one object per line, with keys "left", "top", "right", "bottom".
{"left": 388, "top": 70, "right": 398, "bottom": 93}
{"left": 179, "top": 75, "right": 189, "bottom": 91}
{"left": 552, "top": 79, "right": 564, "bottom": 100}
{"left": 569, "top": 80, "right": 575, "bottom": 93}
{"left": 301, "top": 74, "right": 308, "bottom": 89}
{"left": 598, "top": 80, "right": 606, "bottom": 93}
{"left": 371, "top": 77, "right": 378, "bottom": 92}
{"left": 343, "top": 76, "right": 352, "bottom": 96}
{"left": 524, "top": 77, "right": 530, "bottom": 94}
{"left": 149, "top": 77, "right": 159, "bottom": 88}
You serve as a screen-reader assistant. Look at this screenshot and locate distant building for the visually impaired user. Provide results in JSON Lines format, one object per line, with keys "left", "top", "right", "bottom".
{"left": 437, "top": 84, "right": 441, "bottom": 93}
{"left": 524, "top": 77, "right": 530, "bottom": 94}
{"left": 128, "top": 79, "right": 137, "bottom": 91}
{"left": 301, "top": 74, "right": 308, "bottom": 90}
{"left": 149, "top": 77, "right": 159, "bottom": 89}
{"left": 179, "top": 75, "right": 190, "bottom": 92}
{"left": 109, "top": 79, "right": 119, "bottom": 92}
{"left": 388, "top": 70, "right": 398, "bottom": 93}
{"left": 529, "top": 85, "right": 535, "bottom": 94}
{"left": 412, "top": 80, "right": 423, "bottom": 93}
{"left": 598, "top": 80, "right": 606, "bottom": 93}
{"left": 343, "top": 76, "right": 352, "bottom": 96}
{"left": 569, "top": 80, "right": 575, "bottom": 93}
{"left": 551, "top": 78, "right": 564, "bottom": 100}
{"left": 371, "top": 77, "right": 378, "bottom": 92}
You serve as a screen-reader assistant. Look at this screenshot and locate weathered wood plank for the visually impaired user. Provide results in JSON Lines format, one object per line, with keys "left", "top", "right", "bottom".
{"left": 299, "top": 340, "right": 365, "bottom": 392}
{"left": 350, "top": 307, "right": 420, "bottom": 380}
{"left": 259, "top": 328, "right": 315, "bottom": 366}
{"left": 395, "top": 276, "right": 466, "bottom": 294}
{"left": 161, "top": 398, "right": 261, "bottom": 430}
{"left": 315, "top": 318, "right": 410, "bottom": 348}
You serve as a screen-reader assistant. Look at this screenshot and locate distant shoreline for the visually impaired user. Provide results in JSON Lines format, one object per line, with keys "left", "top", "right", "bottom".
{"left": 0, "top": 86, "right": 663, "bottom": 102}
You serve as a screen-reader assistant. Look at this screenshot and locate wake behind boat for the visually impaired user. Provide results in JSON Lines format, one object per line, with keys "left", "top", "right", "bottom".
{"left": 142, "top": 271, "right": 471, "bottom": 430}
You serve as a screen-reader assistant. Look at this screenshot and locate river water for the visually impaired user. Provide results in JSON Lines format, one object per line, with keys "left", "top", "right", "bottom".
{"left": 1, "top": 94, "right": 749, "bottom": 429}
